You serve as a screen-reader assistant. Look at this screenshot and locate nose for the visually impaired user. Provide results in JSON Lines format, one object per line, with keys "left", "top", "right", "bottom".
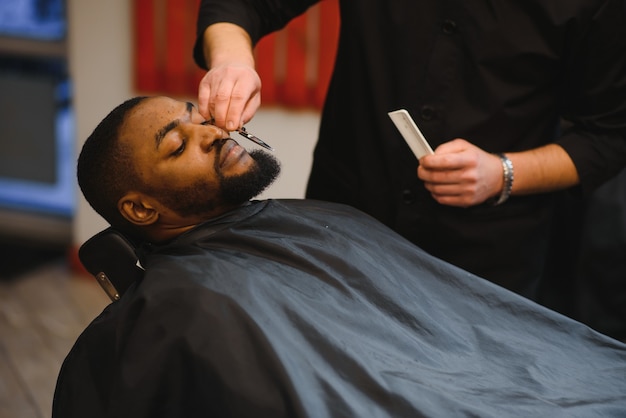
{"left": 200, "top": 119, "right": 228, "bottom": 137}
{"left": 198, "top": 121, "right": 228, "bottom": 152}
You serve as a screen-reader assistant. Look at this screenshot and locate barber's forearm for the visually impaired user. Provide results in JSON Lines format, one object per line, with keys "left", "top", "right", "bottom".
{"left": 203, "top": 23, "right": 255, "bottom": 69}
{"left": 507, "top": 144, "right": 579, "bottom": 195}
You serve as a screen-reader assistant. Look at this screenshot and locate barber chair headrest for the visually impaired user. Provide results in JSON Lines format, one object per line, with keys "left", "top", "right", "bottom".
{"left": 78, "top": 227, "right": 144, "bottom": 301}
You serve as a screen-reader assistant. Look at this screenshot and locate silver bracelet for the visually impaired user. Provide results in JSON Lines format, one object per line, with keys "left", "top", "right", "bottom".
{"left": 494, "top": 153, "right": 514, "bottom": 206}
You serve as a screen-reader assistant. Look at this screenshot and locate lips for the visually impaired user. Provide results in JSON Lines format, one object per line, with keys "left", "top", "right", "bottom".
{"left": 217, "top": 138, "right": 246, "bottom": 168}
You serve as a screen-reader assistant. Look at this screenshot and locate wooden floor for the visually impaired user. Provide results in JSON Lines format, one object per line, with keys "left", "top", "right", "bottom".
{"left": 0, "top": 259, "right": 109, "bottom": 418}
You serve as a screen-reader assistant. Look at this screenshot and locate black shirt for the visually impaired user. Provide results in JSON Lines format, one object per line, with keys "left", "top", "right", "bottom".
{"left": 194, "top": 1, "right": 626, "bottom": 295}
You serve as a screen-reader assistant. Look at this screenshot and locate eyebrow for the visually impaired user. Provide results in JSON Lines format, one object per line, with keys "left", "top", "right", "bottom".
{"left": 154, "top": 101, "right": 195, "bottom": 149}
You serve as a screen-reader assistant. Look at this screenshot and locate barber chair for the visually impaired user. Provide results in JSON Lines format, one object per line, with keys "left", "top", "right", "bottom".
{"left": 78, "top": 227, "right": 144, "bottom": 301}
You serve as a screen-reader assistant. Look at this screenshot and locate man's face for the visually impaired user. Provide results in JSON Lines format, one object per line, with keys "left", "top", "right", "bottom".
{"left": 120, "top": 96, "right": 279, "bottom": 218}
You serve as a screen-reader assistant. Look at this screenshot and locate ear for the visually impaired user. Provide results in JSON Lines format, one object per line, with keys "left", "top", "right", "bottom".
{"left": 118, "top": 192, "right": 159, "bottom": 226}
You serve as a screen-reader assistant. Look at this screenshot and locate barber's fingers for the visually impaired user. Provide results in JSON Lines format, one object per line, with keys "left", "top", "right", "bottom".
{"left": 210, "top": 72, "right": 261, "bottom": 131}
{"left": 197, "top": 64, "right": 261, "bottom": 131}
{"left": 418, "top": 139, "right": 472, "bottom": 170}
{"left": 198, "top": 72, "right": 214, "bottom": 119}
{"left": 240, "top": 91, "right": 261, "bottom": 129}
{"left": 418, "top": 139, "right": 503, "bottom": 207}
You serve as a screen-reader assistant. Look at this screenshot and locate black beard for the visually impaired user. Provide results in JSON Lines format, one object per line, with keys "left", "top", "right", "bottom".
{"left": 154, "top": 149, "right": 281, "bottom": 218}
{"left": 219, "top": 149, "right": 281, "bottom": 205}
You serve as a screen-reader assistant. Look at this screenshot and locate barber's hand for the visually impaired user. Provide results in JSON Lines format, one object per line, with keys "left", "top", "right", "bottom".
{"left": 417, "top": 139, "right": 504, "bottom": 207}
{"left": 197, "top": 63, "right": 261, "bottom": 131}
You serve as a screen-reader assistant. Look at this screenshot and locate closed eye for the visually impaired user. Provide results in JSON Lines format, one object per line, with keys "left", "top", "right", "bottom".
{"left": 171, "top": 139, "right": 186, "bottom": 157}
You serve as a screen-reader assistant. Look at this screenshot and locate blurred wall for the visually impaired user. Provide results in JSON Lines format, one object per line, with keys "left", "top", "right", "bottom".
{"left": 68, "top": 0, "right": 320, "bottom": 247}
{"left": 67, "top": 0, "right": 132, "bottom": 245}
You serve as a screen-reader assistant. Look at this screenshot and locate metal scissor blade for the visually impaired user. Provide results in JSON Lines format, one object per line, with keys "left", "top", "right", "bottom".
{"left": 237, "top": 127, "right": 274, "bottom": 151}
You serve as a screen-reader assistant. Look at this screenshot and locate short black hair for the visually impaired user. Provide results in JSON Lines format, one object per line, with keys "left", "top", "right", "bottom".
{"left": 77, "top": 96, "right": 148, "bottom": 234}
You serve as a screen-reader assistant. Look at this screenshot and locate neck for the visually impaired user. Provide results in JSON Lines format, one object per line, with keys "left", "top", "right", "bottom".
{"left": 145, "top": 202, "right": 250, "bottom": 243}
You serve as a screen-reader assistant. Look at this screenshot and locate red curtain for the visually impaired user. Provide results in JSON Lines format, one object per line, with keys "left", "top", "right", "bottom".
{"left": 134, "top": 0, "right": 339, "bottom": 109}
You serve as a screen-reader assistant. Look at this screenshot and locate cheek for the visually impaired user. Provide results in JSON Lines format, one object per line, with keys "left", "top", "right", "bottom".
{"left": 165, "top": 154, "right": 218, "bottom": 182}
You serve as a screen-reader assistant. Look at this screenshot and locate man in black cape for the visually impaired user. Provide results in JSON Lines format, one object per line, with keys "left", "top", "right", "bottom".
{"left": 53, "top": 96, "right": 626, "bottom": 417}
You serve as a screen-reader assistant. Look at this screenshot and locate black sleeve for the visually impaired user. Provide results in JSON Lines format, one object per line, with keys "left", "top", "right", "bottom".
{"left": 193, "top": 0, "right": 319, "bottom": 69}
{"left": 557, "top": 0, "right": 626, "bottom": 193}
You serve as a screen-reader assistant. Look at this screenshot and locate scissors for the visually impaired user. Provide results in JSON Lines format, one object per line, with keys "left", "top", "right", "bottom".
{"left": 201, "top": 119, "right": 274, "bottom": 151}
{"left": 236, "top": 126, "right": 275, "bottom": 151}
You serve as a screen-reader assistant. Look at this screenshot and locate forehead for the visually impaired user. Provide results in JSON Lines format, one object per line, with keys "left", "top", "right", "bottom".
{"left": 128, "top": 96, "right": 184, "bottom": 129}
{"left": 121, "top": 96, "right": 185, "bottom": 147}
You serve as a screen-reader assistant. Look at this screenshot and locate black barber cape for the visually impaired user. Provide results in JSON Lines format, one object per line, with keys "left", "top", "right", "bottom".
{"left": 53, "top": 200, "right": 626, "bottom": 417}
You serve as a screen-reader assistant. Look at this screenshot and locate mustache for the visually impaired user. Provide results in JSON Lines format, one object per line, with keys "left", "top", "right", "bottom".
{"left": 210, "top": 137, "right": 230, "bottom": 152}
